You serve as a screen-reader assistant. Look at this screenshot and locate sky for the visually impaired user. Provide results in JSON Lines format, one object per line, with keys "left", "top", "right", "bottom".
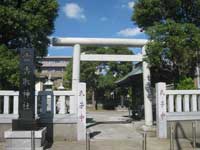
{"left": 48, "top": 0, "right": 148, "bottom": 56}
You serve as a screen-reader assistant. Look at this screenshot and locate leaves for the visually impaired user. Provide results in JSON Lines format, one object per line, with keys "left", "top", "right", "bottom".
{"left": 0, "top": 0, "right": 58, "bottom": 56}
{"left": 176, "top": 77, "right": 196, "bottom": 89}
{"left": 0, "top": 45, "right": 19, "bottom": 90}
{"left": 0, "top": 0, "right": 58, "bottom": 89}
{"left": 146, "top": 20, "right": 200, "bottom": 84}
{"left": 133, "top": 0, "right": 200, "bottom": 29}
{"left": 133, "top": 0, "right": 200, "bottom": 86}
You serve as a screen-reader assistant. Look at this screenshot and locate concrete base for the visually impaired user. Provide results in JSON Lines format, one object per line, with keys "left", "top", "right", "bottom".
{"left": 0, "top": 124, "right": 12, "bottom": 142}
{"left": 167, "top": 120, "right": 200, "bottom": 138}
{"left": 39, "top": 114, "right": 78, "bottom": 142}
{"left": 0, "top": 114, "right": 79, "bottom": 142}
{"left": 12, "top": 119, "right": 39, "bottom": 131}
{"left": 4, "top": 127, "right": 46, "bottom": 150}
{"left": 140, "top": 125, "right": 156, "bottom": 137}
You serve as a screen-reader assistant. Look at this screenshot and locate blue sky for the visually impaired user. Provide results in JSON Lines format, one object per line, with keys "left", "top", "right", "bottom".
{"left": 48, "top": 0, "right": 147, "bottom": 56}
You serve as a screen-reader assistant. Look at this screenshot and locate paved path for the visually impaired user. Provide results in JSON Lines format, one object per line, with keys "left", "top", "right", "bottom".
{"left": 1, "top": 110, "right": 199, "bottom": 149}
{"left": 87, "top": 110, "right": 140, "bottom": 140}
{"left": 50, "top": 138, "right": 196, "bottom": 150}
{"left": 50, "top": 110, "right": 198, "bottom": 150}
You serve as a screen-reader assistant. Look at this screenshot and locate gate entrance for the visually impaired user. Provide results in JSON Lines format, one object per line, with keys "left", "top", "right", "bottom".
{"left": 52, "top": 37, "right": 153, "bottom": 140}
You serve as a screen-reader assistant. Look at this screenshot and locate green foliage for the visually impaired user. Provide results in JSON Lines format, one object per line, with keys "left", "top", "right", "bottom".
{"left": 0, "top": 45, "right": 19, "bottom": 90}
{"left": 132, "top": 0, "right": 200, "bottom": 85}
{"left": 0, "top": 0, "right": 58, "bottom": 90}
{"left": 146, "top": 20, "right": 200, "bottom": 84}
{"left": 176, "top": 77, "right": 196, "bottom": 90}
{"left": 63, "top": 60, "right": 72, "bottom": 90}
{"left": 64, "top": 46, "right": 133, "bottom": 102}
{"left": 133, "top": 0, "right": 200, "bottom": 30}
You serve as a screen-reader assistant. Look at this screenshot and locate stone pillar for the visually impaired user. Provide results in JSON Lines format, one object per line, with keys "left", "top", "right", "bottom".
{"left": 156, "top": 82, "right": 167, "bottom": 138}
{"left": 142, "top": 46, "right": 153, "bottom": 126}
{"left": 72, "top": 44, "right": 81, "bottom": 114}
{"left": 77, "top": 83, "right": 86, "bottom": 140}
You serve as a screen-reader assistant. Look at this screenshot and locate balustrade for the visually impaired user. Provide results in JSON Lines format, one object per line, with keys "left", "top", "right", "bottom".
{"left": 156, "top": 82, "right": 200, "bottom": 138}
{"left": 0, "top": 90, "right": 74, "bottom": 117}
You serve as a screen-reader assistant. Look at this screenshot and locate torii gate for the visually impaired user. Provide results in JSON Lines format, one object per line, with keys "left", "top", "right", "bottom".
{"left": 52, "top": 37, "right": 153, "bottom": 127}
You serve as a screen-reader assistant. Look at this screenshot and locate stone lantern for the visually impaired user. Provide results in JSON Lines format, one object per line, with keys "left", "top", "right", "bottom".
{"left": 44, "top": 74, "right": 53, "bottom": 91}
{"left": 44, "top": 74, "right": 53, "bottom": 113}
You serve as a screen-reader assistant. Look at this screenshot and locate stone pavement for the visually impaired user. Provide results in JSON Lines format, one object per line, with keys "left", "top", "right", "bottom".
{"left": 0, "top": 110, "right": 199, "bottom": 149}
{"left": 0, "top": 137, "right": 197, "bottom": 150}
{"left": 49, "top": 138, "right": 198, "bottom": 150}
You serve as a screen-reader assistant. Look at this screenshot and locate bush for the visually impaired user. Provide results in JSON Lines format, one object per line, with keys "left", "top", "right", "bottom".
{"left": 176, "top": 77, "right": 196, "bottom": 90}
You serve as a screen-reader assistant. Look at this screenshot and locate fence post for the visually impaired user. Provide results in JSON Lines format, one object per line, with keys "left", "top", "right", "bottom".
{"left": 58, "top": 96, "right": 66, "bottom": 114}
{"left": 3, "top": 96, "right": 9, "bottom": 114}
{"left": 86, "top": 130, "right": 90, "bottom": 150}
{"left": 13, "top": 96, "right": 19, "bottom": 115}
{"left": 192, "top": 121, "right": 197, "bottom": 149}
{"left": 69, "top": 96, "right": 76, "bottom": 114}
{"left": 31, "top": 130, "right": 35, "bottom": 150}
{"left": 156, "top": 82, "right": 167, "bottom": 138}
{"left": 142, "top": 132, "right": 147, "bottom": 150}
{"left": 170, "top": 122, "right": 174, "bottom": 150}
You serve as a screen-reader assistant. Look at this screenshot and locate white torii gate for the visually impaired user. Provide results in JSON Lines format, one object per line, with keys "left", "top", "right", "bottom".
{"left": 52, "top": 37, "right": 153, "bottom": 126}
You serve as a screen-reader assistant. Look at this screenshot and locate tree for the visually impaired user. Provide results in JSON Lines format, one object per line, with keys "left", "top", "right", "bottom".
{"left": 132, "top": 0, "right": 200, "bottom": 86}
{"left": 0, "top": 0, "right": 58, "bottom": 90}
{"left": 64, "top": 46, "right": 133, "bottom": 109}
{"left": 0, "top": 45, "right": 19, "bottom": 90}
{"left": 133, "top": 0, "right": 200, "bottom": 30}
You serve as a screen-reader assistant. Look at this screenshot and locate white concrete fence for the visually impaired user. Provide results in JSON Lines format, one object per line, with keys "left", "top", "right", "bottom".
{"left": 156, "top": 82, "right": 200, "bottom": 138}
{"left": 0, "top": 90, "right": 74, "bottom": 117}
{"left": 0, "top": 90, "right": 79, "bottom": 124}
{"left": 0, "top": 82, "right": 86, "bottom": 140}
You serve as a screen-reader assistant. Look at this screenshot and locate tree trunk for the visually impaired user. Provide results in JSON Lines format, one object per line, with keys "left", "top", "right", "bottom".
{"left": 92, "top": 90, "right": 97, "bottom": 110}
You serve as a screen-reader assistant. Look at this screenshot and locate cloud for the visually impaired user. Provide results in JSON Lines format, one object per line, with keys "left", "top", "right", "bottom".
{"left": 100, "top": 17, "right": 108, "bottom": 22}
{"left": 117, "top": 27, "right": 142, "bottom": 37}
{"left": 63, "top": 3, "right": 86, "bottom": 20}
{"left": 128, "top": 1, "right": 135, "bottom": 10}
{"left": 121, "top": 4, "right": 126, "bottom": 8}
{"left": 120, "top": 1, "right": 135, "bottom": 10}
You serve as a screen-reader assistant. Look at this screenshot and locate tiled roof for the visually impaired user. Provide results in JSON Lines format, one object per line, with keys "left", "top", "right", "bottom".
{"left": 115, "top": 63, "right": 142, "bottom": 84}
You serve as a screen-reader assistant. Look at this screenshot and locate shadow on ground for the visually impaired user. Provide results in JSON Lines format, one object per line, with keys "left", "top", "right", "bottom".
{"left": 87, "top": 117, "right": 132, "bottom": 128}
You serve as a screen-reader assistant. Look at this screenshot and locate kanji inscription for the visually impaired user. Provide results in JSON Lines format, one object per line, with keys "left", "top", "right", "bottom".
{"left": 19, "top": 48, "right": 35, "bottom": 119}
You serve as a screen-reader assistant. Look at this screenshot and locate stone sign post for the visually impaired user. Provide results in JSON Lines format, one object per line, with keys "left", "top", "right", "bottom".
{"left": 5, "top": 48, "right": 47, "bottom": 150}
{"left": 12, "top": 48, "right": 37, "bottom": 130}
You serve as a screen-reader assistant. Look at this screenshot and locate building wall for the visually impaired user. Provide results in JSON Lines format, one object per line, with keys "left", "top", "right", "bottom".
{"left": 37, "top": 56, "right": 72, "bottom": 89}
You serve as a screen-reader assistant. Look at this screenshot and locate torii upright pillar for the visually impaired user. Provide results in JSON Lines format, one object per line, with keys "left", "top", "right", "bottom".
{"left": 142, "top": 46, "right": 153, "bottom": 126}
{"left": 71, "top": 44, "right": 81, "bottom": 114}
